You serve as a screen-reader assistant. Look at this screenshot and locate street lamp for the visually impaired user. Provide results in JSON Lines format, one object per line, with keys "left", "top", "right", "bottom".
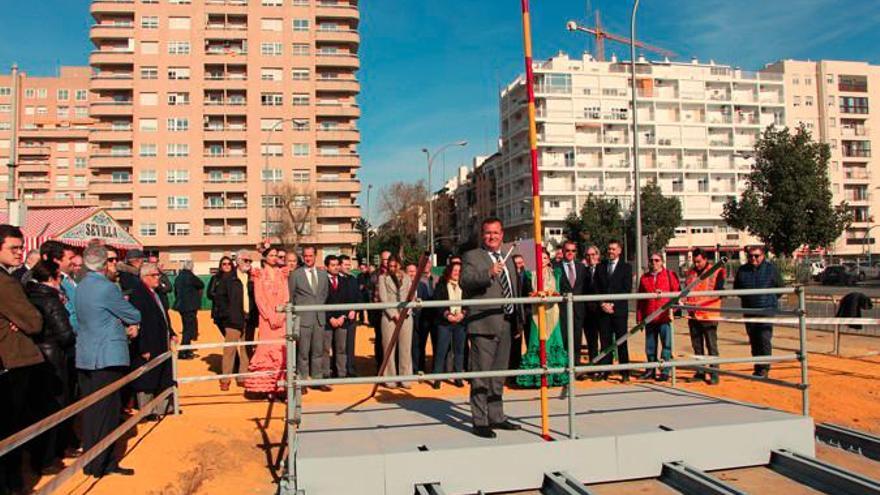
{"left": 422, "top": 140, "right": 467, "bottom": 264}
{"left": 630, "top": 0, "right": 643, "bottom": 276}
{"left": 263, "top": 118, "right": 309, "bottom": 240}
{"left": 365, "top": 183, "right": 373, "bottom": 265}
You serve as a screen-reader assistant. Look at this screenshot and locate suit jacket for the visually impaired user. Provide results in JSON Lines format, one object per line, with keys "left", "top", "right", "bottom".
{"left": 377, "top": 272, "right": 413, "bottom": 320}
{"left": 596, "top": 259, "right": 633, "bottom": 318}
{"left": 173, "top": 269, "right": 204, "bottom": 313}
{"left": 289, "top": 266, "right": 329, "bottom": 328}
{"left": 558, "top": 260, "right": 588, "bottom": 319}
{"left": 517, "top": 269, "right": 534, "bottom": 325}
{"left": 583, "top": 264, "right": 602, "bottom": 314}
{"left": 213, "top": 272, "right": 256, "bottom": 331}
{"left": 0, "top": 268, "right": 44, "bottom": 370}
{"left": 326, "top": 272, "right": 358, "bottom": 320}
{"left": 129, "top": 282, "right": 175, "bottom": 392}
{"left": 75, "top": 271, "right": 142, "bottom": 370}
{"left": 460, "top": 247, "right": 521, "bottom": 336}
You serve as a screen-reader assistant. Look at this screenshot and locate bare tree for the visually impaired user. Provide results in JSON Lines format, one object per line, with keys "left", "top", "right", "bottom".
{"left": 272, "top": 182, "right": 318, "bottom": 253}
{"left": 377, "top": 180, "right": 427, "bottom": 260}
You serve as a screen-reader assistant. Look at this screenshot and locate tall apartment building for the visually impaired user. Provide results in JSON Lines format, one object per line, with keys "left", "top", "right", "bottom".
{"left": 497, "top": 52, "right": 785, "bottom": 260}
{"left": 89, "top": 0, "right": 361, "bottom": 268}
{"left": 0, "top": 67, "right": 96, "bottom": 209}
{"left": 762, "top": 60, "right": 878, "bottom": 257}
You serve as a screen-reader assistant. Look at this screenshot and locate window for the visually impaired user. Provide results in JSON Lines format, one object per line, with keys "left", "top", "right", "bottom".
{"left": 56, "top": 158, "right": 69, "bottom": 168}
{"left": 262, "top": 195, "right": 284, "bottom": 208}
{"left": 75, "top": 142, "right": 87, "bottom": 152}
{"left": 166, "top": 169, "right": 190, "bottom": 183}
{"left": 74, "top": 176, "right": 87, "bottom": 187}
{"left": 292, "top": 68, "right": 310, "bottom": 80}
{"left": 140, "top": 223, "right": 157, "bottom": 237}
{"left": 262, "top": 0, "right": 283, "bottom": 5}
{"left": 0, "top": 105, "right": 9, "bottom": 113}
{"left": 827, "top": 74, "right": 835, "bottom": 84}
{"left": 261, "top": 42, "right": 283, "bottom": 56}
{"left": 167, "top": 223, "right": 190, "bottom": 236}
{"left": 261, "top": 118, "right": 282, "bottom": 131}
{"left": 167, "top": 144, "right": 189, "bottom": 157}
{"left": 35, "top": 106, "right": 47, "bottom": 116}
{"left": 0, "top": 87, "right": 9, "bottom": 96}
{"left": 139, "top": 92, "right": 158, "bottom": 106}
{"left": 57, "top": 106, "right": 69, "bottom": 119}
{"left": 167, "top": 67, "right": 190, "bottom": 80}
{"left": 805, "top": 96, "right": 814, "bottom": 107}
{"left": 139, "top": 144, "right": 157, "bottom": 157}
{"left": 293, "top": 19, "right": 310, "bottom": 31}
{"left": 167, "top": 196, "right": 189, "bottom": 210}
{"left": 292, "top": 143, "right": 310, "bottom": 156}
{"left": 75, "top": 157, "right": 87, "bottom": 169}
{"left": 793, "top": 96, "right": 801, "bottom": 107}
{"left": 55, "top": 175, "right": 69, "bottom": 187}
{"left": 167, "top": 118, "right": 189, "bottom": 131}
{"left": 292, "top": 93, "right": 310, "bottom": 106}
{"left": 139, "top": 197, "right": 158, "bottom": 210}
{"left": 168, "top": 41, "right": 190, "bottom": 55}
{"left": 140, "top": 67, "right": 158, "bottom": 79}
{"left": 141, "top": 41, "right": 159, "bottom": 55}
{"left": 293, "top": 0, "right": 309, "bottom": 5}
{"left": 111, "top": 171, "right": 131, "bottom": 183}
{"left": 792, "top": 77, "right": 799, "bottom": 85}
{"left": 141, "top": 16, "right": 158, "bottom": 28}
{"left": 139, "top": 170, "right": 157, "bottom": 183}
{"left": 318, "top": 145, "right": 339, "bottom": 156}
{"left": 830, "top": 117, "right": 836, "bottom": 127}
{"left": 57, "top": 89, "right": 69, "bottom": 101}
{"left": 261, "top": 18, "right": 283, "bottom": 31}
{"left": 261, "top": 93, "right": 283, "bottom": 106}
{"left": 75, "top": 89, "right": 87, "bottom": 101}
{"left": 261, "top": 68, "right": 283, "bottom": 81}
{"left": 74, "top": 107, "right": 88, "bottom": 119}
{"left": 292, "top": 170, "right": 310, "bottom": 183}
{"left": 262, "top": 169, "right": 283, "bottom": 182}
{"left": 292, "top": 43, "right": 310, "bottom": 56}
{"left": 229, "top": 170, "right": 245, "bottom": 182}
{"left": 167, "top": 92, "right": 189, "bottom": 106}
{"left": 840, "top": 96, "right": 869, "bottom": 114}
{"left": 24, "top": 89, "right": 35, "bottom": 99}
{"left": 37, "top": 88, "right": 46, "bottom": 99}
{"left": 168, "top": 17, "right": 191, "bottom": 30}
{"left": 139, "top": 118, "right": 158, "bottom": 132}
{"left": 206, "top": 195, "right": 224, "bottom": 208}
{"left": 804, "top": 77, "right": 812, "bottom": 86}
{"left": 261, "top": 143, "right": 284, "bottom": 157}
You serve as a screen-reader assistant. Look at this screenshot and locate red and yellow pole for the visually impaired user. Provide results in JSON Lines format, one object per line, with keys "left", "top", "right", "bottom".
{"left": 520, "top": 0, "right": 551, "bottom": 441}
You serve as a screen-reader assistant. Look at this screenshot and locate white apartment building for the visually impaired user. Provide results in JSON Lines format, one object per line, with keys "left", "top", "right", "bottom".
{"left": 497, "top": 52, "right": 785, "bottom": 260}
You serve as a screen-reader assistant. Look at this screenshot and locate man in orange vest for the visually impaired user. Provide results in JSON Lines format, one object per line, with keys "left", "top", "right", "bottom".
{"left": 684, "top": 248, "right": 725, "bottom": 384}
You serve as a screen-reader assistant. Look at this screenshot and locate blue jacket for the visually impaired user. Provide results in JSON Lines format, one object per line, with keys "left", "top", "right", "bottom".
{"left": 75, "top": 271, "right": 142, "bottom": 370}
{"left": 734, "top": 261, "right": 782, "bottom": 309}
{"left": 60, "top": 274, "right": 79, "bottom": 334}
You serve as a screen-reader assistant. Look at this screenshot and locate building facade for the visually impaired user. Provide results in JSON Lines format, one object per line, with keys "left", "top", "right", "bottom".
{"left": 89, "top": 0, "right": 361, "bottom": 270}
{"left": 762, "top": 60, "right": 878, "bottom": 257}
{"left": 497, "top": 53, "right": 784, "bottom": 258}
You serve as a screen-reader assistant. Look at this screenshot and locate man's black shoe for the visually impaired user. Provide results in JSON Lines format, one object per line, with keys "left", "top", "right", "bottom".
{"left": 655, "top": 374, "right": 669, "bottom": 382}
{"left": 453, "top": 379, "right": 464, "bottom": 388}
{"left": 491, "top": 420, "right": 521, "bottom": 431}
{"left": 100, "top": 466, "right": 135, "bottom": 477}
{"left": 431, "top": 381, "right": 441, "bottom": 390}
{"left": 688, "top": 373, "right": 706, "bottom": 383}
{"left": 591, "top": 372, "right": 605, "bottom": 382}
{"left": 620, "top": 372, "right": 630, "bottom": 383}
{"left": 709, "top": 375, "right": 720, "bottom": 385}
{"left": 472, "top": 426, "right": 497, "bottom": 439}
{"left": 638, "top": 370, "right": 656, "bottom": 380}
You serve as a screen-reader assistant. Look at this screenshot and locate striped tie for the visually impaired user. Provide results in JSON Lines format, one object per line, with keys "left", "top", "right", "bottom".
{"left": 493, "top": 252, "right": 514, "bottom": 314}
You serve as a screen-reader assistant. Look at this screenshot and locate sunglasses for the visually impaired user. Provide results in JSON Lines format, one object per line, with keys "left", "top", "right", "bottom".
{"left": 748, "top": 254, "right": 762, "bottom": 259}
{"left": 221, "top": 262, "right": 232, "bottom": 266}
{"left": 240, "top": 259, "right": 253, "bottom": 264}
{"left": 564, "top": 249, "right": 577, "bottom": 253}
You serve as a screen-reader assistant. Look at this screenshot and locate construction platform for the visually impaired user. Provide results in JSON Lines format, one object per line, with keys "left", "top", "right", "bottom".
{"left": 295, "top": 384, "right": 815, "bottom": 494}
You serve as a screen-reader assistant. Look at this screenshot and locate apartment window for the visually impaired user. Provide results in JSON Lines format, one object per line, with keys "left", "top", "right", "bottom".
{"left": 141, "top": 15, "right": 158, "bottom": 28}
{"left": 57, "top": 106, "right": 69, "bottom": 119}
{"left": 167, "top": 144, "right": 189, "bottom": 157}
{"left": 804, "top": 77, "right": 812, "bottom": 85}
{"left": 56, "top": 158, "right": 69, "bottom": 168}
{"left": 229, "top": 170, "right": 245, "bottom": 182}
{"left": 167, "top": 118, "right": 189, "bottom": 131}
{"left": 24, "top": 89, "right": 35, "bottom": 99}
{"left": 261, "top": 42, "right": 283, "bottom": 56}
{"left": 261, "top": 143, "right": 284, "bottom": 157}
{"left": 75, "top": 89, "right": 87, "bottom": 101}
{"left": 167, "top": 92, "right": 189, "bottom": 106}
{"left": 139, "top": 118, "right": 158, "bottom": 132}
{"left": 292, "top": 43, "right": 310, "bottom": 56}
{"left": 262, "top": 0, "right": 283, "bottom": 5}
{"left": 56, "top": 143, "right": 70, "bottom": 152}
{"left": 139, "top": 197, "right": 158, "bottom": 210}
{"left": 139, "top": 92, "right": 158, "bottom": 106}
{"left": 292, "top": 93, "right": 310, "bottom": 106}
{"left": 292, "top": 68, "right": 310, "bottom": 80}
{"left": 262, "top": 169, "right": 283, "bottom": 182}
{"left": 140, "top": 223, "right": 157, "bottom": 237}
{"left": 37, "top": 89, "right": 47, "bottom": 99}
{"left": 74, "top": 157, "right": 87, "bottom": 169}
{"left": 292, "top": 143, "right": 310, "bottom": 156}
{"left": 74, "top": 176, "right": 86, "bottom": 187}
{"left": 792, "top": 77, "right": 799, "bottom": 85}
{"left": 261, "top": 18, "right": 283, "bottom": 31}
{"left": 74, "top": 107, "right": 88, "bottom": 119}
{"left": 140, "top": 67, "right": 158, "bottom": 79}
{"left": 261, "top": 93, "right": 283, "bottom": 106}
{"left": 139, "top": 170, "right": 157, "bottom": 183}
{"left": 111, "top": 171, "right": 131, "bottom": 183}
{"left": 75, "top": 142, "right": 87, "bottom": 152}
{"left": 793, "top": 96, "right": 801, "bottom": 107}
{"left": 168, "top": 67, "right": 190, "bottom": 80}
{"left": 293, "top": 0, "right": 309, "bottom": 5}
{"left": 261, "top": 118, "right": 283, "bottom": 131}
{"left": 57, "top": 89, "right": 69, "bottom": 101}
{"left": 827, "top": 74, "right": 834, "bottom": 84}
{"left": 36, "top": 106, "right": 47, "bottom": 116}
{"left": 168, "top": 17, "right": 191, "bottom": 30}
{"left": 0, "top": 87, "right": 9, "bottom": 96}
{"left": 55, "top": 175, "right": 69, "bottom": 187}
{"left": 206, "top": 196, "right": 224, "bottom": 209}
{"left": 141, "top": 41, "right": 159, "bottom": 55}
{"left": 166, "top": 169, "right": 190, "bottom": 183}
{"left": 830, "top": 117, "right": 836, "bottom": 127}
{"left": 828, "top": 95, "right": 835, "bottom": 107}
{"left": 167, "top": 223, "right": 190, "bottom": 236}
{"left": 292, "top": 170, "right": 310, "bottom": 183}
{"left": 167, "top": 196, "right": 189, "bottom": 210}
{"left": 318, "top": 145, "right": 339, "bottom": 156}
{"left": 168, "top": 41, "right": 190, "bottom": 55}
{"left": 805, "top": 96, "right": 814, "bottom": 107}
{"left": 840, "top": 96, "right": 869, "bottom": 114}
{"left": 261, "top": 68, "right": 283, "bottom": 81}
{"left": 292, "top": 19, "right": 310, "bottom": 31}
{"left": 0, "top": 105, "right": 9, "bottom": 113}
{"left": 139, "top": 144, "right": 157, "bottom": 157}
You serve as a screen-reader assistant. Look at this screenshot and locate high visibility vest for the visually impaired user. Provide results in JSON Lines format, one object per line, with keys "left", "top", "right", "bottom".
{"left": 685, "top": 268, "right": 722, "bottom": 321}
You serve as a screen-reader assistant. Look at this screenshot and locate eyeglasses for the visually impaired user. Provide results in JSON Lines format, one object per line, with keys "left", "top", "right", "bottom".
{"left": 748, "top": 254, "right": 762, "bottom": 259}
{"left": 564, "top": 249, "right": 577, "bottom": 253}
{"left": 240, "top": 259, "right": 253, "bottom": 264}
{"left": 107, "top": 257, "right": 118, "bottom": 263}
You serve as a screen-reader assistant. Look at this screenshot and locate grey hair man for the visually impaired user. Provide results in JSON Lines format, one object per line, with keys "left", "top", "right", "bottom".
{"left": 173, "top": 258, "right": 204, "bottom": 359}
{"left": 288, "top": 246, "right": 330, "bottom": 390}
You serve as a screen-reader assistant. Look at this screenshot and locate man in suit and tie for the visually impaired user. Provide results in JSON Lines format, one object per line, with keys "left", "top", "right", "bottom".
{"left": 582, "top": 245, "right": 603, "bottom": 380}
{"left": 324, "top": 255, "right": 357, "bottom": 378}
{"left": 595, "top": 240, "right": 633, "bottom": 382}
{"left": 461, "top": 217, "right": 522, "bottom": 438}
{"left": 558, "top": 240, "right": 588, "bottom": 368}
{"left": 289, "top": 246, "right": 330, "bottom": 390}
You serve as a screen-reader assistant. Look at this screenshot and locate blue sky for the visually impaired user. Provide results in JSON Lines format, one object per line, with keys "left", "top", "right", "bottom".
{"left": 1, "top": 0, "right": 879, "bottom": 220}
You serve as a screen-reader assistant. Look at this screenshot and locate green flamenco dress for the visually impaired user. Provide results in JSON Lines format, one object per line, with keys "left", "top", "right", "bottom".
{"left": 516, "top": 266, "right": 570, "bottom": 388}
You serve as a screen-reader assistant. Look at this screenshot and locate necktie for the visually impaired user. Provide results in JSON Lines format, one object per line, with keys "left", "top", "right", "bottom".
{"left": 566, "top": 262, "right": 576, "bottom": 287}
{"left": 331, "top": 275, "right": 338, "bottom": 290}
{"left": 308, "top": 268, "right": 317, "bottom": 290}
{"left": 608, "top": 262, "right": 615, "bottom": 276}
{"left": 492, "top": 252, "right": 514, "bottom": 314}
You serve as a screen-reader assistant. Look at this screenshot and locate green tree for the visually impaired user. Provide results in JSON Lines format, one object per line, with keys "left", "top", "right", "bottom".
{"left": 723, "top": 124, "right": 851, "bottom": 257}
{"left": 636, "top": 182, "right": 683, "bottom": 253}
{"left": 564, "top": 194, "right": 626, "bottom": 253}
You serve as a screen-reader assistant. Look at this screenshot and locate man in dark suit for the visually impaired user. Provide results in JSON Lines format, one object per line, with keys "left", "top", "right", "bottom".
{"left": 173, "top": 260, "right": 204, "bottom": 360}
{"left": 461, "top": 217, "right": 522, "bottom": 439}
{"left": 508, "top": 254, "right": 532, "bottom": 375}
{"left": 339, "top": 255, "right": 361, "bottom": 377}
{"left": 324, "top": 255, "right": 357, "bottom": 378}
{"left": 595, "top": 240, "right": 633, "bottom": 382}
{"left": 582, "top": 245, "right": 603, "bottom": 380}
{"left": 558, "top": 240, "right": 588, "bottom": 367}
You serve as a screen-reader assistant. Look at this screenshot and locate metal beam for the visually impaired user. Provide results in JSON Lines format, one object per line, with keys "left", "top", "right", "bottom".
{"left": 414, "top": 482, "right": 446, "bottom": 495}
{"left": 816, "top": 423, "right": 880, "bottom": 462}
{"left": 541, "top": 471, "right": 596, "bottom": 495}
{"left": 770, "top": 449, "right": 880, "bottom": 495}
{"left": 660, "top": 461, "right": 747, "bottom": 495}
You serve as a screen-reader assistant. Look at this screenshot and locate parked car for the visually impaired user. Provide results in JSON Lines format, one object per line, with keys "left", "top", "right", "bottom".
{"left": 842, "top": 262, "right": 880, "bottom": 281}
{"left": 821, "top": 265, "right": 858, "bottom": 286}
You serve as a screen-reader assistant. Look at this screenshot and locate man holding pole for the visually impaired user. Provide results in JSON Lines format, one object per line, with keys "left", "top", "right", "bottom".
{"left": 461, "top": 218, "right": 521, "bottom": 439}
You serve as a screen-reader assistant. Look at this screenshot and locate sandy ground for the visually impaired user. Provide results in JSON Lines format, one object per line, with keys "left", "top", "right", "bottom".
{"left": 34, "top": 310, "right": 880, "bottom": 495}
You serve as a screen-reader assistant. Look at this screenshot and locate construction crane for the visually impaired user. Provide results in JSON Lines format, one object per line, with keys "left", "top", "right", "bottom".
{"left": 566, "top": 10, "right": 675, "bottom": 61}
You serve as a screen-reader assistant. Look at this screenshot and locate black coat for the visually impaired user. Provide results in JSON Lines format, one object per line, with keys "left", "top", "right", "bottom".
{"left": 433, "top": 279, "right": 467, "bottom": 325}
{"left": 173, "top": 269, "right": 204, "bottom": 313}
{"left": 837, "top": 292, "right": 873, "bottom": 330}
{"left": 207, "top": 272, "right": 233, "bottom": 325}
{"left": 156, "top": 271, "right": 172, "bottom": 311}
{"left": 559, "top": 261, "right": 589, "bottom": 319}
{"left": 326, "top": 273, "right": 359, "bottom": 320}
{"left": 214, "top": 273, "right": 256, "bottom": 331}
{"left": 25, "top": 282, "right": 75, "bottom": 392}
{"left": 596, "top": 259, "right": 633, "bottom": 317}
{"left": 583, "top": 264, "right": 602, "bottom": 314}
{"left": 129, "top": 282, "right": 175, "bottom": 392}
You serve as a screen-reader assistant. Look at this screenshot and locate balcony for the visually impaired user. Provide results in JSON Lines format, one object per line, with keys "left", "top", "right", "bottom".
{"left": 844, "top": 170, "right": 871, "bottom": 181}
{"left": 203, "top": 180, "right": 247, "bottom": 193}
{"left": 91, "top": 74, "right": 133, "bottom": 90}
{"left": 202, "top": 154, "right": 248, "bottom": 167}
{"left": 18, "top": 146, "right": 51, "bottom": 157}
{"left": 203, "top": 126, "right": 247, "bottom": 140}
{"left": 90, "top": 101, "right": 133, "bottom": 116}
{"left": 315, "top": 29, "right": 360, "bottom": 44}
{"left": 319, "top": 205, "right": 360, "bottom": 218}
{"left": 316, "top": 154, "right": 360, "bottom": 167}
{"left": 90, "top": 0, "right": 136, "bottom": 15}
{"left": 316, "top": 179, "right": 360, "bottom": 193}
{"left": 839, "top": 83, "right": 868, "bottom": 93}
{"left": 316, "top": 78, "right": 360, "bottom": 93}
{"left": 842, "top": 148, "right": 871, "bottom": 159}
{"left": 16, "top": 162, "right": 50, "bottom": 173}
{"left": 315, "top": 230, "right": 361, "bottom": 244}
{"left": 90, "top": 23, "right": 134, "bottom": 39}
{"left": 19, "top": 128, "right": 90, "bottom": 139}
{"left": 316, "top": 3, "right": 361, "bottom": 21}
{"left": 88, "top": 155, "right": 131, "bottom": 168}
{"left": 90, "top": 180, "right": 132, "bottom": 194}
{"left": 203, "top": 205, "right": 248, "bottom": 219}
{"left": 316, "top": 128, "right": 360, "bottom": 143}
{"left": 315, "top": 103, "right": 360, "bottom": 118}
{"left": 315, "top": 53, "right": 360, "bottom": 70}
{"left": 90, "top": 128, "right": 133, "bottom": 142}
{"left": 89, "top": 50, "right": 134, "bottom": 66}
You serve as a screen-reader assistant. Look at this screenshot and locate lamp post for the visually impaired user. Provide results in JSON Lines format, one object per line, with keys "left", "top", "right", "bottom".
{"left": 365, "top": 183, "right": 373, "bottom": 265}
{"left": 263, "top": 118, "right": 309, "bottom": 240}
{"left": 422, "top": 141, "right": 467, "bottom": 264}
{"left": 630, "top": 0, "right": 643, "bottom": 276}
